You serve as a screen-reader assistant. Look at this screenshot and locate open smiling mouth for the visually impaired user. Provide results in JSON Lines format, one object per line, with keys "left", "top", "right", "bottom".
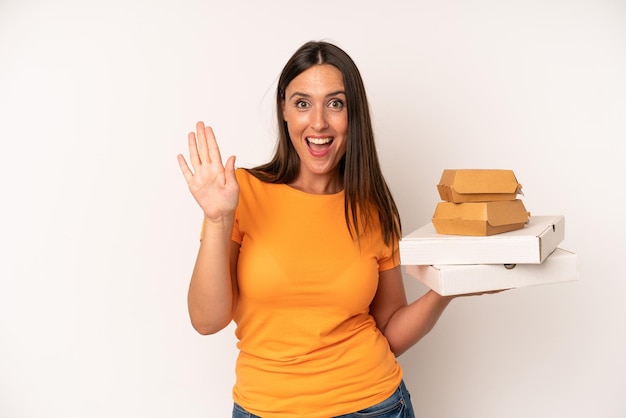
{"left": 307, "top": 137, "right": 334, "bottom": 149}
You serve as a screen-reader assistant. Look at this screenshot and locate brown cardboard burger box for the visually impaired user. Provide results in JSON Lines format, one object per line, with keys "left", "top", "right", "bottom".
{"left": 432, "top": 199, "right": 530, "bottom": 236}
{"left": 437, "top": 169, "right": 522, "bottom": 203}
{"left": 433, "top": 169, "right": 527, "bottom": 236}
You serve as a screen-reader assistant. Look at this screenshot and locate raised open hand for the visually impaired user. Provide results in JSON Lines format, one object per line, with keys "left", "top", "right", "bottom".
{"left": 177, "top": 122, "right": 239, "bottom": 222}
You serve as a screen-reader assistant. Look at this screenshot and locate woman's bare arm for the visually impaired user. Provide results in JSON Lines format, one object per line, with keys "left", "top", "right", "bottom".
{"left": 177, "top": 121, "right": 239, "bottom": 334}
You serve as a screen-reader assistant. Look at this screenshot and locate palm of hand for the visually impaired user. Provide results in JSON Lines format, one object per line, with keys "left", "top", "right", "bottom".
{"left": 177, "top": 122, "right": 239, "bottom": 221}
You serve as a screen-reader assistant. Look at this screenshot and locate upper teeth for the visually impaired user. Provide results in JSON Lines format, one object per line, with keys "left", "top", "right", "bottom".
{"left": 307, "top": 137, "right": 332, "bottom": 145}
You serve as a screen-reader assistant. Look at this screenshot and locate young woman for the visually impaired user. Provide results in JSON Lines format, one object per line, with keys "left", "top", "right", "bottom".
{"left": 177, "top": 41, "right": 455, "bottom": 418}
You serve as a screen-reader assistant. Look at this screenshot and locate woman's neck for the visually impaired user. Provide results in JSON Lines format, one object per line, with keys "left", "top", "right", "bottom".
{"left": 288, "top": 172, "right": 343, "bottom": 195}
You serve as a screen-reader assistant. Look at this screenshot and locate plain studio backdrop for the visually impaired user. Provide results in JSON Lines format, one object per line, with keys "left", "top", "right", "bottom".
{"left": 1, "top": 1, "right": 625, "bottom": 417}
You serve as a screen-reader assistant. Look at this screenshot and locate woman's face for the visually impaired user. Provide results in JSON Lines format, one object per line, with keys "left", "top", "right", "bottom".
{"left": 282, "top": 64, "right": 348, "bottom": 190}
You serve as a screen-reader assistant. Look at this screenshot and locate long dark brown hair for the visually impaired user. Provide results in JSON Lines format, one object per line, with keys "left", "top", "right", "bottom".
{"left": 248, "top": 41, "right": 401, "bottom": 247}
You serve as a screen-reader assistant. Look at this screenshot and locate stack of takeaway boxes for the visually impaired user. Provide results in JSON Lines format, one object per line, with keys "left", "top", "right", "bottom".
{"left": 399, "top": 169, "right": 579, "bottom": 296}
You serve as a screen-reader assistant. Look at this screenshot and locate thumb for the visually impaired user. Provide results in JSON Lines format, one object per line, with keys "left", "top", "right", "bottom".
{"left": 224, "top": 155, "right": 237, "bottom": 181}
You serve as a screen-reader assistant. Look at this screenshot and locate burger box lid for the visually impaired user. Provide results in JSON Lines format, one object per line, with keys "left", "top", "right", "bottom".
{"left": 400, "top": 215, "right": 565, "bottom": 265}
{"left": 437, "top": 169, "right": 523, "bottom": 203}
{"left": 405, "top": 248, "right": 578, "bottom": 296}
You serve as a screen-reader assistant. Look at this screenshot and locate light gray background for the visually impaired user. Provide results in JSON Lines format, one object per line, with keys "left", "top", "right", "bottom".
{"left": 1, "top": 1, "right": 624, "bottom": 417}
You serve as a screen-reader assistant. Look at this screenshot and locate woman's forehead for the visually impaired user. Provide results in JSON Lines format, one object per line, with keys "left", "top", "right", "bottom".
{"left": 285, "top": 65, "right": 345, "bottom": 97}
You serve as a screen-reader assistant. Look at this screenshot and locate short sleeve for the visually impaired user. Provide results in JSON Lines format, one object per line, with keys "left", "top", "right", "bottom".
{"left": 378, "top": 237, "right": 400, "bottom": 272}
{"left": 230, "top": 169, "right": 247, "bottom": 244}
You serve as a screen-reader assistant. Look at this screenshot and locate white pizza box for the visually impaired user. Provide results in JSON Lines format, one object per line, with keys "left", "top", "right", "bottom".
{"left": 405, "top": 248, "right": 578, "bottom": 296}
{"left": 399, "top": 215, "right": 564, "bottom": 265}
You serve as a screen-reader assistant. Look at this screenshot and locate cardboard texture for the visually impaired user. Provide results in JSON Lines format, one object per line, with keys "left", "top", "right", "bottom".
{"left": 432, "top": 200, "right": 530, "bottom": 236}
{"left": 400, "top": 215, "right": 565, "bottom": 265}
{"left": 437, "top": 169, "right": 522, "bottom": 203}
{"left": 405, "top": 248, "right": 578, "bottom": 296}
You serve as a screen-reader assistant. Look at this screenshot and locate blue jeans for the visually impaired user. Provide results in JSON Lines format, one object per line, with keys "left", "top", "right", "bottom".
{"left": 232, "top": 380, "right": 415, "bottom": 417}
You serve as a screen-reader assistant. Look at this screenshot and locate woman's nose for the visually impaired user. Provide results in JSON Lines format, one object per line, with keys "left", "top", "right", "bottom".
{"left": 310, "top": 107, "right": 329, "bottom": 130}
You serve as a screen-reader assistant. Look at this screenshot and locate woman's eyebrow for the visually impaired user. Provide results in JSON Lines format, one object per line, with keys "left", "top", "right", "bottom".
{"left": 288, "top": 90, "right": 346, "bottom": 100}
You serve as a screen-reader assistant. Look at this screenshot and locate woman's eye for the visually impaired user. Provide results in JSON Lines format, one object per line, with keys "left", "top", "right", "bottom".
{"left": 295, "top": 100, "right": 309, "bottom": 109}
{"left": 329, "top": 99, "right": 344, "bottom": 109}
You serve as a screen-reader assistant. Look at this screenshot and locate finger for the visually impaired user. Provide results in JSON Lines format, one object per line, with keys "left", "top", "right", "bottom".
{"left": 204, "top": 125, "right": 224, "bottom": 166}
{"left": 187, "top": 131, "right": 202, "bottom": 168}
{"left": 224, "top": 155, "right": 237, "bottom": 182}
{"left": 195, "top": 121, "right": 211, "bottom": 164}
{"left": 177, "top": 154, "right": 194, "bottom": 182}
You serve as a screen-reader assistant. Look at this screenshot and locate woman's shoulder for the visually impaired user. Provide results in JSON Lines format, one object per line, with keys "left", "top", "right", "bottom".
{"left": 235, "top": 167, "right": 251, "bottom": 181}
{"left": 235, "top": 168, "right": 254, "bottom": 192}
{"left": 236, "top": 168, "right": 274, "bottom": 194}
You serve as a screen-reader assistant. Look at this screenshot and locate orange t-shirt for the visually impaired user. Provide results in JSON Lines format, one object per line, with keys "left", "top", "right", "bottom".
{"left": 230, "top": 169, "right": 402, "bottom": 417}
